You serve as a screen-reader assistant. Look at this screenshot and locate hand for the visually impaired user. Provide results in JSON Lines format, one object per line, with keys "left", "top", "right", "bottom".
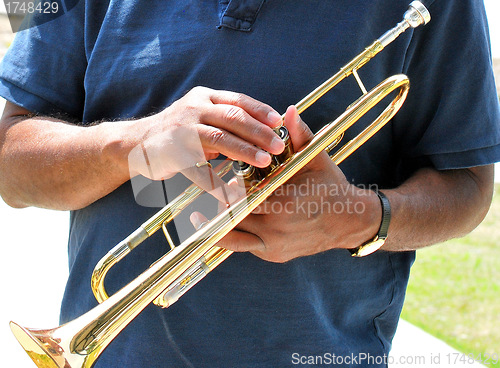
{"left": 192, "top": 106, "right": 382, "bottom": 263}
{"left": 125, "top": 86, "right": 285, "bottom": 200}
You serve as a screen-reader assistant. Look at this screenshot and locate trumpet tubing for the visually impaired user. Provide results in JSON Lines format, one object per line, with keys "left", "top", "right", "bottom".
{"left": 10, "top": 3, "right": 430, "bottom": 368}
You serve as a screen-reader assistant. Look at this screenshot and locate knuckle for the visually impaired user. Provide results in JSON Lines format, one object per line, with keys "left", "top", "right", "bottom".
{"left": 224, "top": 106, "right": 245, "bottom": 124}
{"left": 185, "top": 87, "right": 210, "bottom": 105}
{"left": 251, "top": 123, "right": 268, "bottom": 138}
{"left": 236, "top": 143, "right": 258, "bottom": 160}
{"left": 207, "top": 129, "right": 226, "bottom": 146}
{"left": 300, "top": 123, "right": 311, "bottom": 137}
{"left": 230, "top": 92, "right": 246, "bottom": 106}
{"left": 255, "top": 102, "right": 271, "bottom": 115}
{"left": 190, "top": 86, "right": 207, "bottom": 95}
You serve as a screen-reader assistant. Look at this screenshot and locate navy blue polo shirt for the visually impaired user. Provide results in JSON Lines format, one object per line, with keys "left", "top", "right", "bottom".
{"left": 1, "top": 1, "right": 499, "bottom": 367}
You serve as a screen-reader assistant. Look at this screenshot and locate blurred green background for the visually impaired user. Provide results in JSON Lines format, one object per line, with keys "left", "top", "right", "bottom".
{"left": 402, "top": 183, "right": 500, "bottom": 366}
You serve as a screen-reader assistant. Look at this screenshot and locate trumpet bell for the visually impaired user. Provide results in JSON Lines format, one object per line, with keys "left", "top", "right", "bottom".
{"left": 10, "top": 321, "right": 99, "bottom": 368}
{"left": 10, "top": 322, "right": 67, "bottom": 368}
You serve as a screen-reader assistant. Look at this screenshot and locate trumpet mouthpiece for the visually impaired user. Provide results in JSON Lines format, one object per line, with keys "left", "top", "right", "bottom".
{"left": 405, "top": 1, "right": 431, "bottom": 28}
{"left": 378, "top": 1, "right": 430, "bottom": 47}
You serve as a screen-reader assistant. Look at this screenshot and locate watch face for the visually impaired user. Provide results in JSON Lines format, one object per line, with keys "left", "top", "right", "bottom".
{"left": 351, "top": 238, "right": 386, "bottom": 257}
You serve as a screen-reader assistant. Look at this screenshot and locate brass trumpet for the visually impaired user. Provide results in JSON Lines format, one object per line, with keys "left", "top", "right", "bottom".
{"left": 9, "top": 3, "right": 430, "bottom": 368}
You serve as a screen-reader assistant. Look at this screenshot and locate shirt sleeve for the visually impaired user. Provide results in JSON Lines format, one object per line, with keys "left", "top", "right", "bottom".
{"left": 393, "top": 0, "right": 500, "bottom": 170}
{"left": 0, "top": 0, "right": 86, "bottom": 119}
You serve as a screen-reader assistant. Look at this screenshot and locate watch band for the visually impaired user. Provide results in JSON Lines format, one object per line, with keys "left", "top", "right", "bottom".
{"left": 349, "top": 190, "right": 391, "bottom": 257}
{"left": 376, "top": 191, "right": 391, "bottom": 240}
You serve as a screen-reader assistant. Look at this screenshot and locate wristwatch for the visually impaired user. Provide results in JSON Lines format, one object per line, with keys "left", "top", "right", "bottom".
{"left": 349, "top": 190, "right": 391, "bottom": 257}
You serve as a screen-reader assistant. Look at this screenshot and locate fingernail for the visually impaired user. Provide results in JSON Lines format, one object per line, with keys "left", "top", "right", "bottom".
{"left": 267, "top": 111, "right": 282, "bottom": 126}
{"left": 190, "top": 212, "right": 202, "bottom": 229}
{"left": 271, "top": 136, "right": 285, "bottom": 153}
{"left": 285, "top": 105, "right": 298, "bottom": 122}
{"left": 255, "top": 151, "right": 271, "bottom": 166}
{"left": 197, "top": 220, "right": 210, "bottom": 230}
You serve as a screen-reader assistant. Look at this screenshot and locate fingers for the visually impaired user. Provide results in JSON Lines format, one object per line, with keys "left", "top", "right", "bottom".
{"left": 189, "top": 211, "right": 265, "bottom": 253}
{"left": 285, "top": 105, "right": 334, "bottom": 172}
{"left": 181, "top": 161, "right": 238, "bottom": 204}
{"left": 200, "top": 89, "right": 285, "bottom": 166}
{"left": 196, "top": 124, "right": 274, "bottom": 168}
{"left": 246, "top": 105, "right": 315, "bottom": 214}
{"left": 204, "top": 104, "right": 285, "bottom": 155}
{"left": 190, "top": 211, "right": 210, "bottom": 230}
{"left": 198, "top": 105, "right": 284, "bottom": 168}
{"left": 283, "top": 105, "right": 315, "bottom": 151}
{"left": 208, "top": 89, "right": 283, "bottom": 128}
{"left": 217, "top": 229, "right": 265, "bottom": 253}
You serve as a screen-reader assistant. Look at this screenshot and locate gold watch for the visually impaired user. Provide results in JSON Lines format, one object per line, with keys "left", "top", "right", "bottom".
{"left": 349, "top": 190, "right": 391, "bottom": 257}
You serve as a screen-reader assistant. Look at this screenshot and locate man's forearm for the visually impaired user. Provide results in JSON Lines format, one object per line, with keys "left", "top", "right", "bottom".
{"left": 382, "top": 165, "right": 494, "bottom": 252}
{"left": 0, "top": 89, "right": 286, "bottom": 210}
{"left": 0, "top": 113, "right": 130, "bottom": 210}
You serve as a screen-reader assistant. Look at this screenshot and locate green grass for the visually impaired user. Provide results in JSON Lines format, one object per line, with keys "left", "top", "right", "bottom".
{"left": 401, "top": 183, "right": 500, "bottom": 366}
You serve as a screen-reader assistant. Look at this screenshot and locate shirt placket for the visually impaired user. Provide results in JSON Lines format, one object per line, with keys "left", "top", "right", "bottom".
{"left": 218, "top": 0, "right": 266, "bottom": 31}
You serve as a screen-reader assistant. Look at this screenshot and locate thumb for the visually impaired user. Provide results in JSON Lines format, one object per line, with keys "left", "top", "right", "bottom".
{"left": 284, "top": 105, "right": 314, "bottom": 151}
{"left": 190, "top": 211, "right": 210, "bottom": 230}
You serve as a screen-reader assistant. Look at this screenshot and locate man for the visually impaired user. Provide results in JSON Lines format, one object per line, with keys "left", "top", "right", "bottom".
{"left": 0, "top": 1, "right": 498, "bottom": 367}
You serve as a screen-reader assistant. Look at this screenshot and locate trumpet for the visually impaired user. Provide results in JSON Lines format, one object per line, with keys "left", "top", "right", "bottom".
{"left": 9, "top": 3, "right": 430, "bottom": 368}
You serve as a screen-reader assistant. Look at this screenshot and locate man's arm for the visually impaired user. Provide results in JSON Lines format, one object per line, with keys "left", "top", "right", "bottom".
{"left": 0, "top": 87, "right": 284, "bottom": 210}
{"left": 212, "top": 106, "right": 495, "bottom": 262}
{"left": 383, "top": 164, "right": 493, "bottom": 251}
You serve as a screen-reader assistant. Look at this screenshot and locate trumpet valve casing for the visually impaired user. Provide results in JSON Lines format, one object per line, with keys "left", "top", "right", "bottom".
{"left": 232, "top": 125, "right": 294, "bottom": 188}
